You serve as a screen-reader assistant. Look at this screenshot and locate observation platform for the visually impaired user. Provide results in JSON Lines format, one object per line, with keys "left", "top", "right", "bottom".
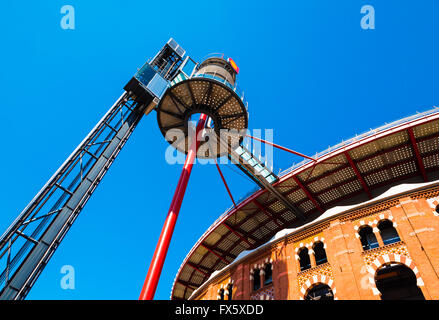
{"left": 157, "top": 55, "right": 249, "bottom": 159}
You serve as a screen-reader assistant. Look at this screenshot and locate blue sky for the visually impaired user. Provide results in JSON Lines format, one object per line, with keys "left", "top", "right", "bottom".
{"left": 0, "top": 0, "right": 438, "bottom": 299}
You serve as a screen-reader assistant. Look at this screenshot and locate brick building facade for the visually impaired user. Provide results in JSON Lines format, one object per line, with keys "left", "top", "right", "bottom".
{"left": 171, "top": 110, "right": 439, "bottom": 300}
{"left": 189, "top": 183, "right": 439, "bottom": 300}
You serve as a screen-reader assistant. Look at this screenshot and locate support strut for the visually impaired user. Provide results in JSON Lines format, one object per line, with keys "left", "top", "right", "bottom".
{"left": 139, "top": 114, "right": 207, "bottom": 300}
{"left": 214, "top": 159, "right": 237, "bottom": 208}
{"left": 245, "top": 134, "right": 316, "bottom": 162}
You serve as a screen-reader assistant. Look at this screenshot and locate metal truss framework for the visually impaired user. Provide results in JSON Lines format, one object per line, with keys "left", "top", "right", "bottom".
{"left": 0, "top": 93, "right": 147, "bottom": 299}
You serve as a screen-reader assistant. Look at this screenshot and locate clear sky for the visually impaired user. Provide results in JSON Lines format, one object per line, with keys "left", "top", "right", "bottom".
{"left": 0, "top": 0, "right": 438, "bottom": 299}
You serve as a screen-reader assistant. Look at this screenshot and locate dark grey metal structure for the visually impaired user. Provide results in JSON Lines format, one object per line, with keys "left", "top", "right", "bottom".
{"left": 0, "top": 93, "right": 148, "bottom": 299}
{"left": 0, "top": 39, "right": 185, "bottom": 300}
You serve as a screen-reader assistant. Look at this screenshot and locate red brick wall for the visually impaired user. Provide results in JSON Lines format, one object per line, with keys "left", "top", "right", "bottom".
{"left": 193, "top": 194, "right": 439, "bottom": 300}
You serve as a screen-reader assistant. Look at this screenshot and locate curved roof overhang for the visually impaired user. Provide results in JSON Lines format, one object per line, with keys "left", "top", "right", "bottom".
{"left": 171, "top": 108, "right": 439, "bottom": 300}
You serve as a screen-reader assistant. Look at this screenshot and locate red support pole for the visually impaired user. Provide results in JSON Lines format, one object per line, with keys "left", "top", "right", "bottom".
{"left": 214, "top": 159, "right": 237, "bottom": 208}
{"left": 344, "top": 151, "right": 373, "bottom": 199}
{"left": 292, "top": 176, "right": 324, "bottom": 214}
{"left": 408, "top": 128, "right": 428, "bottom": 182}
{"left": 245, "top": 134, "right": 316, "bottom": 162}
{"left": 139, "top": 113, "right": 207, "bottom": 300}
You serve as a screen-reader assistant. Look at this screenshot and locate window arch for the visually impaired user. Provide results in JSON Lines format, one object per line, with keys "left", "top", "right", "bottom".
{"left": 264, "top": 263, "right": 272, "bottom": 285}
{"left": 305, "top": 283, "right": 334, "bottom": 300}
{"left": 378, "top": 220, "right": 400, "bottom": 245}
{"left": 375, "top": 263, "right": 425, "bottom": 300}
{"left": 359, "top": 225, "right": 379, "bottom": 250}
{"left": 226, "top": 283, "right": 233, "bottom": 300}
{"left": 298, "top": 248, "right": 311, "bottom": 271}
{"left": 218, "top": 288, "right": 225, "bottom": 300}
{"left": 435, "top": 204, "right": 439, "bottom": 215}
{"left": 253, "top": 269, "right": 261, "bottom": 291}
{"left": 313, "top": 242, "right": 327, "bottom": 265}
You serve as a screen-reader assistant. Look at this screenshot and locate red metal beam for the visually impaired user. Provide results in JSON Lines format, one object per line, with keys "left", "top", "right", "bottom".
{"left": 356, "top": 143, "right": 409, "bottom": 164}
{"left": 192, "top": 209, "right": 261, "bottom": 275}
{"left": 186, "top": 262, "right": 210, "bottom": 277}
{"left": 213, "top": 159, "right": 258, "bottom": 245}
{"left": 284, "top": 150, "right": 439, "bottom": 209}
{"left": 139, "top": 113, "right": 207, "bottom": 300}
{"left": 223, "top": 222, "right": 254, "bottom": 247}
{"left": 304, "top": 163, "right": 318, "bottom": 182}
{"left": 344, "top": 151, "right": 372, "bottom": 199}
{"left": 408, "top": 128, "right": 428, "bottom": 182}
{"left": 195, "top": 195, "right": 292, "bottom": 268}
{"left": 245, "top": 134, "right": 316, "bottom": 162}
{"left": 318, "top": 161, "right": 439, "bottom": 210}
{"left": 201, "top": 243, "right": 236, "bottom": 260}
{"left": 297, "top": 163, "right": 351, "bottom": 187}
{"left": 253, "top": 199, "right": 283, "bottom": 228}
{"left": 321, "top": 171, "right": 419, "bottom": 209}
{"left": 246, "top": 144, "right": 425, "bottom": 217}
{"left": 177, "top": 279, "right": 197, "bottom": 291}
{"left": 291, "top": 145, "right": 438, "bottom": 206}
{"left": 214, "top": 159, "right": 237, "bottom": 208}
{"left": 292, "top": 176, "right": 324, "bottom": 213}
{"left": 205, "top": 226, "right": 278, "bottom": 282}
{"left": 200, "top": 243, "right": 229, "bottom": 264}
{"left": 194, "top": 201, "right": 286, "bottom": 277}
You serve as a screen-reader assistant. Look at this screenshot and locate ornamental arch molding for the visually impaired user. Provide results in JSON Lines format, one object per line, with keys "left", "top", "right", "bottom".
{"left": 299, "top": 274, "right": 338, "bottom": 300}
{"left": 366, "top": 254, "right": 424, "bottom": 296}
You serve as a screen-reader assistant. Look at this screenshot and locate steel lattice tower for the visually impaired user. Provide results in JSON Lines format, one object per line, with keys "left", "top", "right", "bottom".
{"left": 0, "top": 39, "right": 186, "bottom": 299}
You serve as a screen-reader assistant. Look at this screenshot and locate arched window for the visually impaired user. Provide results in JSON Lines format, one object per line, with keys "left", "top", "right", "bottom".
{"left": 305, "top": 283, "right": 334, "bottom": 300}
{"left": 264, "top": 263, "right": 272, "bottom": 285}
{"left": 227, "top": 283, "right": 233, "bottom": 300}
{"left": 313, "top": 242, "right": 328, "bottom": 265}
{"left": 378, "top": 220, "right": 400, "bottom": 245}
{"left": 435, "top": 204, "right": 439, "bottom": 215}
{"left": 253, "top": 269, "right": 261, "bottom": 291}
{"left": 359, "top": 226, "right": 379, "bottom": 250}
{"left": 375, "top": 263, "right": 425, "bottom": 300}
{"left": 298, "top": 248, "right": 311, "bottom": 271}
{"left": 218, "top": 288, "right": 225, "bottom": 300}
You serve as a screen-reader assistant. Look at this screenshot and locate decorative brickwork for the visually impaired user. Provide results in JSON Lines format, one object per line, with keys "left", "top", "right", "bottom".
{"left": 365, "top": 253, "right": 425, "bottom": 296}
{"left": 297, "top": 263, "right": 333, "bottom": 288}
{"left": 362, "top": 241, "right": 409, "bottom": 266}
{"left": 250, "top": 286, "right": 275, "bottom": 300}
{"left": 190, "top": 185, "right": 439, "bottom": 300}
{"left": 353, "top": 210, "right": 397, "bottom": 237}
{"left": 294, "top": 235, "right": 326, "bottom": 260}
{"left": 426, "top": 197, "right": 439, "bottom": 216}
{"left": 299, "top": 273, "right": 338, "bottom": 300}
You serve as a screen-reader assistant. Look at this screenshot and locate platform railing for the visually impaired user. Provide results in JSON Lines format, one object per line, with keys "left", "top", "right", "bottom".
{"left": 192, "top": 72, "right": 249, "bottom": 111}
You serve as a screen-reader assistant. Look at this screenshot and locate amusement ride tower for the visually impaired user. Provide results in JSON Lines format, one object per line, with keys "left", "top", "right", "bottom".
{"left": 0, "top": 39, "right": 301, "bottom": 300}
